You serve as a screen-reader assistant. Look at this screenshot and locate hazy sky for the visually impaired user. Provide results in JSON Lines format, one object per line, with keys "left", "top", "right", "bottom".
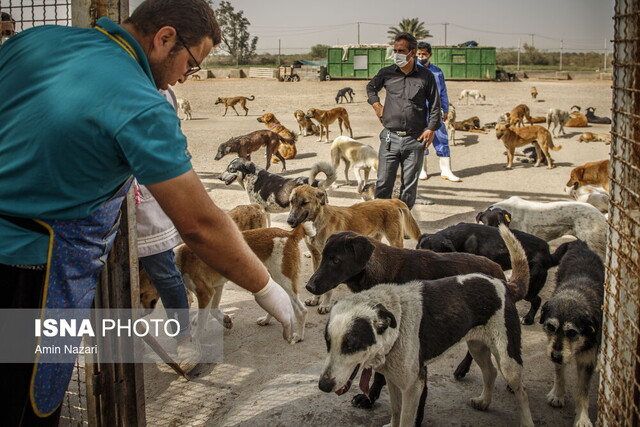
{"left": 216, "top": 0, "right": 614, "bottom": 54}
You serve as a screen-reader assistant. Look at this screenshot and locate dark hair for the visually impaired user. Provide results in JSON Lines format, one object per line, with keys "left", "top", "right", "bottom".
{"left": 394, "top": 33, "right": 417, "bottom": 51}
{"left": 417, "top": 41, "right": 432, "bottom": 53}
{"left": 124, "top": 0, "right": 221, "bottom": 48}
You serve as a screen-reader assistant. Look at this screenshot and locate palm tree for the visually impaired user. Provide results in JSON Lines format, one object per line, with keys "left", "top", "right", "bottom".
{"left": 387, "top": 18, "right": 432, "bottom": 42}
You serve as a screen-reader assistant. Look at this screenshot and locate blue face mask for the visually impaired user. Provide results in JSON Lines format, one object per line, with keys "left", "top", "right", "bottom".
{"left": 393, "top": 53, "right": 409, "bottom": 68}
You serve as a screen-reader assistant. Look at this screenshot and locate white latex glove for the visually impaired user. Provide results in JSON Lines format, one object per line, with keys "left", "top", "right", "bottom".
{"left": 253, "top": 277, "right": 295, "bottom": 342}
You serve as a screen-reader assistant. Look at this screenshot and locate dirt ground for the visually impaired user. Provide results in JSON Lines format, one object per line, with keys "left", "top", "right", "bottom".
{"left": 142, "top": 76, "right": 612, "bottom": 426}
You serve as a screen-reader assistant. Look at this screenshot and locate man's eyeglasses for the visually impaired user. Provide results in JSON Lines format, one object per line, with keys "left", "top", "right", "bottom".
{"left": 176, "top": 33, "right": 201, "bottom": 77}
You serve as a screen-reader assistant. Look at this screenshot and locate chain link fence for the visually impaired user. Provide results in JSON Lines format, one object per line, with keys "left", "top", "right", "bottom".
{"left": 597, "top": 1, "right": 640, "bottom": 426}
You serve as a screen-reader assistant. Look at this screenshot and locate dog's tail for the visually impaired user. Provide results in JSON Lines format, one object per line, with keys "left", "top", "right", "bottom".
{"left": 545, "top": 131, "right": 563, "bottom": 151}
{"left": 399, "top": 206, "right": 422, "bottom": 241}
{"left": 309, "top": 161, "right": 337, "bottom": 189}
{"left": 499, "top": 224, "right": 530, "bottom": 302}
{"left": 247, "top": 95, "right": 255, "bottom": 101}
{"left": 277, "top": 133, "right": 297, "bottom": 144}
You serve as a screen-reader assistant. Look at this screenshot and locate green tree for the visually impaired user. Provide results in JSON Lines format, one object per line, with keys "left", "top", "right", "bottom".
{"left": 522, "top": 43, "right": 549, "bottom": 66}
{"left": 309, "top": 44, "right": 330, "bottom": 59}
{"left": 387, "top": 18, "right": 431, "bottom": 42}
{"left": 214, "top": 1, "right": 258, "bottom": 65}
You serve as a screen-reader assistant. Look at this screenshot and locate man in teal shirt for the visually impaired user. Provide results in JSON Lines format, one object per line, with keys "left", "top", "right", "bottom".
{"left": 0, "top": 1, "right": 296, "bottom": 424}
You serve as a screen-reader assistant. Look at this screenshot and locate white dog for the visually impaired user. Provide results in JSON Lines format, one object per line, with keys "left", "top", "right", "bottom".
{"left": 567, "top": 185, "right": 609, "bottom": 214}
{"left": 446, "top": 104, "right": 457, "bottom": 145}
{"left": 329, "top": 136, "right": 379, "bottom": 192}
{"left": 546, "top": 108, "right": 570, "bottom": 136}
{"left": 177, "top": 98, "right": 192, "bottom": 120}
{"left": 477, "top": 196, "right": 607, "bottom": 260}
{"left": 458, "top": 89, "right": 486, "bottom": 105}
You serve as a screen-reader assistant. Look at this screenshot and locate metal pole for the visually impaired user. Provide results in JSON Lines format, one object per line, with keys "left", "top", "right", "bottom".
{"left": 278, "top": 39, "right": 281, "bottom": 67}
{"left": 444, "top": 22, "right": 448, "bottom": 46}
{"left": 560, "top": 39, "right": 563, "bottom": 71}
{"left": 603, "top": 39, "right": 607, "bottom": 72}
{"left": 357, "top": 22, "right": 360, "bottom": 45}
{"left": 517, "top": 38, "right": 521, "bottom": 71}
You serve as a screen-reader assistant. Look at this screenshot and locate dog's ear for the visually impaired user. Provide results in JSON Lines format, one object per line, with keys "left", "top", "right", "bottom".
{"left": 575, "top": 168, "right": 585, "bottom": 180}
{"left": 318, "top": 190, "right": 328, "bottom": 205}
{"left": 475, "top": 211, "right": 486, "bottom": 224}
{"left": 443, "top": 238, "right": 457, "bottom": 253}
{"left": 347, "top": 234, "right": 375, "bottom": 261}
{"left": 294, "top": 177, "right": 308, "bottom": 186}
{"left": 373, "top": 303, "right": 397, "bottom": 334}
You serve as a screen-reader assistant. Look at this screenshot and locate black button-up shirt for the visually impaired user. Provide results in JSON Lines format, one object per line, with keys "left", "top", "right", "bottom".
{"left": 366, "top": 61, "right": 441, "bottom": 135}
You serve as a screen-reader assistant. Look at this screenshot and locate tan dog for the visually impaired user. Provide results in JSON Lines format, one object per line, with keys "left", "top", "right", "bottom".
{"left": 227, "top": 203, "right": 268, "bottom": 231}
{"left": 176, "top": 98, "right": 192, "bottom": 120}
{"left": 566, "top": 159, "right": 610, "bottom": 192}
{"left": 257, "top": 113, "right": 298, "bottom": 162}
{"left": 446, "top": 104, "right": 457, "bottom": 145}
{"left": 214, "top": 130, "right": 293, "bottom": 171}
{"left": 294, "top": 109, "right": 320, "bottom": 136}
{"left": 509, "top": 104, "right": 532, "bottom": 127}
{"left": 530, "top": 86, "right": 538, "bottom": 100}
{"left": 566, "top": 106, "right": 589, "bottom": 127}
{"left": 578, "top": 131, "right": 611, "bottom": 144}
{"left": 525, "top": 116, "right": 546, "bottom": 124}
{"left": 495, "top": 123, "right": 562, "bottom": 169}
{"left": 452, "top": 115, "right": 481, "bottom": 131}
{"left": 214, "top": 95, "right": 255, "bottom": 116}
{"left": 329, "top": 136, "right": 379, "bottom": 191}
{"left": 286, "top": 184, "right": 422, "bottom": 313}
{"left": 305, "top": 107, "right": 353, "bottom": 142}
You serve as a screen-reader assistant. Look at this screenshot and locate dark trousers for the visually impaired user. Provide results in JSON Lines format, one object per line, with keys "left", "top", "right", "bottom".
{"left": 0, "top": 264, "right": 62, "bottom": 427}
{"left": 375, "top": 129, "right": 425, "bottom": 209}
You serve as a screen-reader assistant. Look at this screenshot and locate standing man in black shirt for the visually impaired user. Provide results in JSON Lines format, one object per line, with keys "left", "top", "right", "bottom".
{"left": 366, "top": 33, "right": 441, "bottom": 209}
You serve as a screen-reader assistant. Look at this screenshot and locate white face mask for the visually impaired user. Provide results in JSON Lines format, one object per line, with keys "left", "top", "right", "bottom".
{"left": 393, "top": 53, "right": 409, "bottom": 68}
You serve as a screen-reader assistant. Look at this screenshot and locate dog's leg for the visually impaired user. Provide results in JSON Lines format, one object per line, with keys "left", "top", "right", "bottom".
{"left": 338, "top": 118, "right": 344, "bottom": 136}
{"left": 467, "top": 340, "right": 497, "bottom": 411}
{"left": 398, "top": 379, "right": 426, "bottom": 427}
{"left": 343, "top": 159, "right": 352, "bottom": 186}
{"left": 223, "top": 106, "right": 228, "bottom": 116}
{"left": 270, "top": 273, "right": 307, "bottom": 343}
{"left": 317, "top": 125, "right": 324, "bottom": 142}
{"left": 506, "top": 147, "right": 515, "bottom": 169}
{"left": 208, "top": 285, "right": 232, "bottom": 329}
{"left": 521, "top": 295, "right": 542, "bottom": 325}
{"left": 532, "top": 143, "right": 544, "bottom": 167}
{"left": 453, "top": 351, "right": 474, "bottom": 379}
{"left": 352, "top": 371, "right": 386, "bottom": 408}
{"left": 273, "top": 151, "right": 286, "bottom": 172}
{"left": 386, "top": 381, "right": 403, "bottom": 427}
{"left": 232, "top": 105, "right": 240, "bottom": 116}
{"left": 574, "top": 359, "right": 596, "bottom": 427}
{"left": 495, "top": 344, "right": 535, "bottom": 427}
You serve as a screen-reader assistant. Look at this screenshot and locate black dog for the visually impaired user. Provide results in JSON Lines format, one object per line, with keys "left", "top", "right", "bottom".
{"left": 306, "top": 231, "right": 514, "bottom": 408}
{"left": 335, "top": 87, "right": 355, "bottom": 104}
{"left": 218, "top": 158, "right": 335, "bottom": 215}
{"left": 417, "top": 222, "right": 557, "bottom": 325}
{"left": 475, "top": 206, "right": 511, "bottom": 227}
{"left": 540, "top": 240, "right": 604, "bottom": 427}
{"left": 585, "top": 106, "right": 612, "bottom": 124}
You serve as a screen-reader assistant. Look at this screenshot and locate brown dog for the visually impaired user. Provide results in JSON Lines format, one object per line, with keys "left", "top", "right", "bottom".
{"left": 257, "top": 113, "right": 297, "bottom": 163}
{"left": 214, "top": 95, "right": 255, "bottom": 116}
{"left": 452, "top": 116, "right": 481, "bottom": 131}
{"left": 525, "top": 116, "right": 546, "bottom": 124}
{"left": 509, "top": 104, "right": 532, "bottom": 127}
{"left": 530, "top": 86, "right": 538, "bottom": 100}
{"left": 495, "top": 123, "right": 562, "bottom": 169}
{"left": 214, "top": 130, "right": 294, "bottom": 171}
{"left": 286, "top": 184, "right": 422, "bottom": 313}
{"left": 566, "top": 159, "right": 610, "bottom": 192}
{"left": 227, "top": 203, "right": 268, "bottom": 231}
{"left": 566, "top": 108, "right": 589, "bottom": 127}
{"left": 578, "top": 132, "right": 611, "bottom": 144}
{"left": 305, "top": 107, "right": 353, "bottom": 142}
{"left": 294, "top": 109, "right": 320, "bottom": 136}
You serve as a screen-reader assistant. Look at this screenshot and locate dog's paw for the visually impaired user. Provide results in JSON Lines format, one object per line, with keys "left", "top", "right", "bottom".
{"left": 304, "top": 296, "right": 320, "bottom": 306}
{"left": 520, "top": 316, "right": 535, "bottom": 326}
{"left": 575, "top": 416, "right": 593, "bottom": 427}
{"left": 256, "top": 315, "right": 270, "bottom": 326}
{"left": 223, "top": 315, "right": 233, "bottom": 329}
{"left": 351, "top": 394, "right": 374, "bottom": 409}
{"left": 317, "top": 304, "right": 332, "bottom": 314}
{"left": 470, "top": 397, "right": 490, "bottom": 411}
{"left": 546, "top": 391, "right": 565, "bottom": 408}
{"left": 303, "top": 251, "right": 312, "bottom": 258}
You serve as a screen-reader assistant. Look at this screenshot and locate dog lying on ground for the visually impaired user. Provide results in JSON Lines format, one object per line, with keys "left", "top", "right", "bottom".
{"left": 578, "top": 131, "right": 611, "bottom": 144}
{"left": 287, "top": 184, "right": 422, "bottom": 313}
{"left": 335, "top": 87, "right": 355, "bottom": 104}
{"left": 495, "top": 123, "right": 562, "bottom": 169}
{"left": 525, "top": 116, "right": 546, "bottom": 124}
{"left": 540, "top": 239, "right": 604, "bottom": 427}
{"left": 176, "top": 224, "right": 313, "bottom": 342}
{"left": 566, "top": 159, "right": 610, "bottom": 192}
{"left": 546, "top": 108, "right": 571, "bottom": 136}
{"left": 318, "top": 224, "right": 535, "bottom": 427}
{"left": 418, "top": 222, "right": 556, "bottom": 325}
{"left": 509, "top": 104, "right": 532, "bottom": 127}
{"left": 214, "top": 95, "right": 255, "bottom": 116}
{"left": 330, "top": 136, "right": 378, "bottom": 191}
{"left": 585, "top": 107, "right": 611, "bottom": 124}
{"left": 452, "top": 115, "right": 481, "bottom": 131}
{"left": 305, "top": 107, "right": 353, "bottom": 142}
{"left": 219, "top": 158, "right": 335, "bottom": 222}
{"left": 177, "top": 98, "right": 192, "bottom": 120}
{"left": 458, "top": 89, "right": 486, "bottom": 105}
{"left": 294, "top": 109, "right": 320, "bottom": 137}
{"left": 567, "top": 185, "right": 610, "bottom": 214}
{"left": 446, "top": 104, "right": 457, "bottom": 145}
{"left": 566, "top": 106, "right": 589, "bottom": 127}
{"left": 257, "top": 113, "right": 298, "bottom": 162}
{"left": 476, "top": 196, "right": 607, "bottom": 259}
{"left": 214, "top": 130, "right": 293, "bottom": 171}
{"left": 307, "top": 230, "right": 509, "bottom": 408}
{"left": 530, "top": 86, "right": 538, "bottom": 100}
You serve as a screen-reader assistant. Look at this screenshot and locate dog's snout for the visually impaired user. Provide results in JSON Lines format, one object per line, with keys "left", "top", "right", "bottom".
{"left": 318, "top": 373, "right": 335, "bottom": 393}
{"left": 551, "top": 351, "right": 563, "bottom": 364}
{"left": 305, "top": 281, "right": 319, "bottom": 295}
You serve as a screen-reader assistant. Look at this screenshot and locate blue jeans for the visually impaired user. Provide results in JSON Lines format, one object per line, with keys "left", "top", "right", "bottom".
{"left": 139, "top": 249, "right": 190, "bottom": 339}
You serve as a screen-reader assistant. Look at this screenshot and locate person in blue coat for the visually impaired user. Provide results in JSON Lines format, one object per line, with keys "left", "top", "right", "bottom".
{"left": 416, "top": 41, "right": 461, "bottom": 182}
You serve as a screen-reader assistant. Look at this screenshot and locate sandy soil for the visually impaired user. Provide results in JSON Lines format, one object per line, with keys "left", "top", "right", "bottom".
{"left": 142, "top": 76, "right": 612, "bottom": 427}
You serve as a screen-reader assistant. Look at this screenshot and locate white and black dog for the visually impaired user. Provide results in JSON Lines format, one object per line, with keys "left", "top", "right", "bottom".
{"left": 318, "top": 225, "right": 535, "bottom": 427}
{"left": 539, "top": 239, "right": 604, "bottom": 427}
{"left": 218, "top": 158, "right": 335, "bottom": 221}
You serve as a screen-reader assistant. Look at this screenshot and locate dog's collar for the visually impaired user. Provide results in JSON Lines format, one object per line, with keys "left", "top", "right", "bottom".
{"left": 268, "top": 123, "right": 280, "bottom": 131}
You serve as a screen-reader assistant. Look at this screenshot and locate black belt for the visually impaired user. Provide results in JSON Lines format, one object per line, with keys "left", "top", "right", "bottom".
{"left": 0, "top": 214, "right": 49, "bottom": 235}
